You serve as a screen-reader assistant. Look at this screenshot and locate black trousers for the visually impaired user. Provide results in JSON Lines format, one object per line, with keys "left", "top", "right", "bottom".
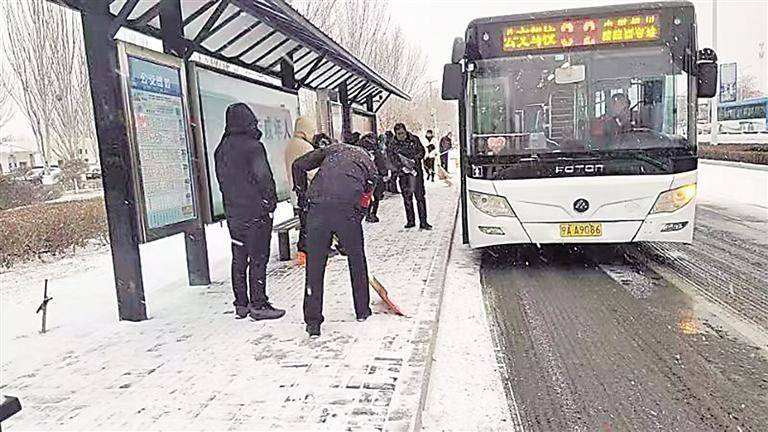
{"left": 304, "top": 204, "right": 371, "bottom": 325}
{"left": 367, "top": 182, "right": 386, "bottom": 219}
{"left": 228, "top": 216, "right": 272, "bottom": 308}
{"left": 440, "top": 154, "right": 449, "bottom": 172}
{"left": 387, "top": 173, "right": 400, "bottom": 194}
{"left": 294, "top": 207, "right": 308, "bottom": 253}
{"left": 399, "top": 173, "right": 427, "bottom": 225}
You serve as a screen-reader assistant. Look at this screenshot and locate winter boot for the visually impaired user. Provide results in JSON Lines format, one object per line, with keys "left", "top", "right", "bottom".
{"left": 235, "top": 305, "right": 250, "bottom": 319}
{"left": 306, "top": 322, "right": 321, "bottom": 338}
{"left": 249, "top": 302, "right": 286, "bottom": 321}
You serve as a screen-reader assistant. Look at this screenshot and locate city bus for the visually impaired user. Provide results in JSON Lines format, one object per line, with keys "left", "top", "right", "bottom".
{"left": 442, "top": 1, "right": 718, "bottom": 248}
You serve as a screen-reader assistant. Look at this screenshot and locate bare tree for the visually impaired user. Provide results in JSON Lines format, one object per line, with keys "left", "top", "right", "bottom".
{"left": 737, "top": 73, "right": 765, "bottom": 100}
{"left": 290, "top": 0, "right": 430, "bottom": 132}
{"left": 0, "top": 0, "right": 94, "bottom": 165}
{"left": 0, "top": 69, "right": 13, "bottom": 143}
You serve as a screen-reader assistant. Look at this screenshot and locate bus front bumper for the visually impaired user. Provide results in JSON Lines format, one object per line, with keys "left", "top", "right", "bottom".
{"left": 467, "top": 200, "right": 695, "bottom": 247}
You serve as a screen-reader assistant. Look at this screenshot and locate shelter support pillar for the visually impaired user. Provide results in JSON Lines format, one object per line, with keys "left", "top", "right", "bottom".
{"left": 161, "top": 0, "right": 210, "bottom": 286}
{"left": 339, "top": 81, "right": 352, "bottom": 136}
{"left": 280, "top": 54, "right": 296, "bottom": 89}
{"left": 81, "top": 4, "right": 147, "bottom": 321}
{"left": 366, "top": 95, "right": 377, "bottom": 135}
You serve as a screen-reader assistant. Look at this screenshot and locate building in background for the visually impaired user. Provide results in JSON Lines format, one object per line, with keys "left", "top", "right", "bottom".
{"left": 0, "top": 140, "right": 43, "bottom": 174}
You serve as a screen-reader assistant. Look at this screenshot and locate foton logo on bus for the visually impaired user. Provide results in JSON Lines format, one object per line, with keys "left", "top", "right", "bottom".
{"left": 555, "top": 164, "right": 605, "bottom": 175}
{"left": 502, "top": 13, "right": 660, "bottom": 52}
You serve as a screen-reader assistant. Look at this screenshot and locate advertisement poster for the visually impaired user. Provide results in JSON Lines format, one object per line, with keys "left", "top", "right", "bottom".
{"left": 195, "top": 67, "right": 300, "bottom": 220}
{"left": 352, "top": 112, "right": 375, "bottom": 134}
{"left": 331, "top": 102, "right": 343, "bottom": 141}
{"left": 720, "top": 62, "right": 737, "bottom": 103}
{"left": 126, "top": 56, "right": 196, "bottom": 233}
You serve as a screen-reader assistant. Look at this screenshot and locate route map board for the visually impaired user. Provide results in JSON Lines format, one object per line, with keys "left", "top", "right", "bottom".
{"left": 122, "top": 46, "right": 198, "bottom": 242}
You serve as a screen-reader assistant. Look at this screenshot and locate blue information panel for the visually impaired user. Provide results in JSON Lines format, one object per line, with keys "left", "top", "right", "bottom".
{"left": 126, "top": 56, "right": 196, "bottom": 236}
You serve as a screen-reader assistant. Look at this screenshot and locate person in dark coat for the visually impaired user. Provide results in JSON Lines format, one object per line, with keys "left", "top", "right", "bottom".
{"left": 388, "top": 123, "right": 432, "bottom": 230}
{"left": 439, "top": 131, "right": 453, "bottom": 172}
{"left": 214, "top": 103, "right": 285, "bottom": 321}
{"left": 292, "top": 141, "right": 378, "bottom": 338}
{"left": 357, "top": 133, "right": 389, "bottom": 223}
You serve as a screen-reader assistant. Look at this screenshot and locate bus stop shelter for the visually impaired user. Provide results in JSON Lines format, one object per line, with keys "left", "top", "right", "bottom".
{"left": 48, "top": 0, "right": 410, "bottom": 321}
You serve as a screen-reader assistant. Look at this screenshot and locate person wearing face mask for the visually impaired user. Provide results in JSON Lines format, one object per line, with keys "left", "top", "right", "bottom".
{"left": 214, "top": 103, "right": 285, "bottom": 321}
{"left": 284, "top": 116, "right": 317, "bottom": 265}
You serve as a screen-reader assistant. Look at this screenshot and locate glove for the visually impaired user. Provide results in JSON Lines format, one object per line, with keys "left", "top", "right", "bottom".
{"left": 297, "top": 193, "right": 309, "bottom": 211}
{"left": 359, "top": 191, "right": 373, "bottom": 208}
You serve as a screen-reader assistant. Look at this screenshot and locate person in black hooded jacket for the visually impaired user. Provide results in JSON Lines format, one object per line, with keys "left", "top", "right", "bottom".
{"left": 214, "top": 103, "right": 285, "bottom": 321}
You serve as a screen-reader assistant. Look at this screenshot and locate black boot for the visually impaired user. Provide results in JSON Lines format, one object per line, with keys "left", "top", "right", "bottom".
{"left": 306, "top": 322, "right": 321, "bottom": 338}
{"left": 249, "top": 302, "right": 286, "bottom": 321}
{"left": 235, "top": 305, "right": 249, "bottom": 319}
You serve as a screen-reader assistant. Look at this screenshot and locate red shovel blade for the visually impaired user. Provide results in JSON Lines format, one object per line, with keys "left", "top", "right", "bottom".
{"left": 369, "top": 275, "right": 405, "bottom": 316}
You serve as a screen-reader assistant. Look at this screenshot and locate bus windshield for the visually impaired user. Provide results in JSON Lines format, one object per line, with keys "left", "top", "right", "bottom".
{"left": 470, "top": 45, "right": 690, "bottom": 156}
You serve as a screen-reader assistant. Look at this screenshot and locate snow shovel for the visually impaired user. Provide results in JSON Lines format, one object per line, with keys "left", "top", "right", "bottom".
{"left": 369, "top": 275, "right": 405, "bottom": 316}
{"left": 436, "top": 165, "right": 453, "bottom": 187}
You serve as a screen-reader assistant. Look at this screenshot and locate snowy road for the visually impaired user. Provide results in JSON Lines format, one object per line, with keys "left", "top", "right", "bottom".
{"left": 480, "top": 161, "right": 768, "bottom": 431}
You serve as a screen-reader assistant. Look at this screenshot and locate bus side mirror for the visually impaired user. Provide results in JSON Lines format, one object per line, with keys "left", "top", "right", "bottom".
{"left": 451, "top": 37, "right": 466, "bottom": 64}
{"left": 697, "top": 48, "right": 718, "bottom": 98}
{"left": 442, "top": 63, "right": 463, "bottom": 101}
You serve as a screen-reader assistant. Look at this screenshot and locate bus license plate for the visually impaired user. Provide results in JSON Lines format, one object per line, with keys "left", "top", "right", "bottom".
{"left": 560, "top": 223, "right": 603, "bottom": 238}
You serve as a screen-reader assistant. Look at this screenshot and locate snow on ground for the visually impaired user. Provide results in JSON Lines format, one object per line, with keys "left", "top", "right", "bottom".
{"left": 47, "top": 188, "right": 104, "bottom": 204}
{"left": 698, "top": 160, "right": 768, "bottom": 220}
{"left": 0, "top": 181, "right": 458, "bottom": 431}
{"left": 421, "top": 219, "right": 515, "bottom": 432}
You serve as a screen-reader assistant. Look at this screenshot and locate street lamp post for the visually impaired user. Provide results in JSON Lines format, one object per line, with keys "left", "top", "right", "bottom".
{"left": 428, "top": 80, "right": 438, "bottom": 132}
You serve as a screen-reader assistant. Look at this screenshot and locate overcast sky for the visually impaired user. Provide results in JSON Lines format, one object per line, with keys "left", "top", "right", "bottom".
{"left": 389, "top": 0, "right": 768, "bottom": 85}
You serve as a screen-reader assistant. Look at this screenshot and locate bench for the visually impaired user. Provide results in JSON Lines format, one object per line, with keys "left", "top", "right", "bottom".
{"left": 273, "top": 216, "right": 301, "bottom": 261}
{"left": 0, "top": 395, "right": 21, "bottom": 430}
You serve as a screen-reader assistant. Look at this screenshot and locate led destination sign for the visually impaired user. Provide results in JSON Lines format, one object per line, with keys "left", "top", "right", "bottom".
{"left": 502, "top": 13, "right": 661, "bottom": 52}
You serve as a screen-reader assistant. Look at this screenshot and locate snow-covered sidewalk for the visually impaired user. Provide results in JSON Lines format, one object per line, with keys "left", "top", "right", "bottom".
{"left": 1, "top": 181, "right": 457, "bottom": 431}
{"left": 421, "top": 215, "right": 516, "bottom": 432}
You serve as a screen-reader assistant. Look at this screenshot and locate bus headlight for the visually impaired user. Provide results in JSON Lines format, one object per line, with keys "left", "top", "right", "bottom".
{"left": 651, "top": 183, "right": 696, "bottom": 214}
{"left": 468, "top": 190, "right": 515, "bottom": 217}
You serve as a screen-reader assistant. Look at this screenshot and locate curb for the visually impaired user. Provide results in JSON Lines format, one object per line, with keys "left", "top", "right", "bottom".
{"left": 411, "top": 196, "right": 461, "bottom": 432}
{"left": 700, "top": 158, "right": 768, "bottom": 172}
